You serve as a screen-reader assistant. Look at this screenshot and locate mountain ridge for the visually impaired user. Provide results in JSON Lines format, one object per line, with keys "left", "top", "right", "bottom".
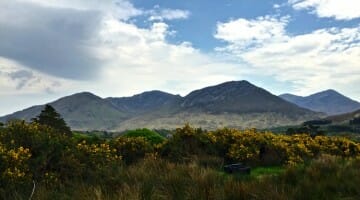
{"left": 1, "top": 80, "right": 323, "bottom": 131}
{"left": 280, "top": 90, "right": 360, "bottom": 115}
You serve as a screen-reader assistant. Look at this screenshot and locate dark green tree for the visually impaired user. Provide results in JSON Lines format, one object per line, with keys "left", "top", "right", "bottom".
{"left": 32, "top": 104, "right": 72, "bottom": 136}
{"left": 350, "top": 117, "right": 360, "bottom": 125}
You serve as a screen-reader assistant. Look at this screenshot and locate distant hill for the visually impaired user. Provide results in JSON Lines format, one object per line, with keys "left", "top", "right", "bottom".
{"left": 280, "top": 90, "right": 360, "bottom": 115}
{"left": 114, "top": 81, "right": 318, "bottom": 131}
{"left": 0, "top": 92, "right": 128, "bottom": 131}
{"left": 181, "top": 81, "right": 311, "bottom": 115}
{"left": 1, "top": 81, "right": 320, "bottom": 131}
{"left": 326, "top": 109, "right": 360, "bottom": 124}
{"left": 107, "top": 91, "right": 181, "bottom": 116}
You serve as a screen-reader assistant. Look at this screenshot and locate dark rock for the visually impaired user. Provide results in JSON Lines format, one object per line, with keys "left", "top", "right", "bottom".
{"left": 224, "top": 163, "right": 251, "bottom": 174}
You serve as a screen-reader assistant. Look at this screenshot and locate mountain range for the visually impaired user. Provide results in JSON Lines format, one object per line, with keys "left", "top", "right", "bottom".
{"left": 279, "top": 90, "right": 360, "bottom": 115}
{"left": 2, "top": 80, "right": 352, "bottom": 131}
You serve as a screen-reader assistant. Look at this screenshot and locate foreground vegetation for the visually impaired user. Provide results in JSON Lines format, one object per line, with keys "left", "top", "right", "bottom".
{"left": 1, "top": 117, "right": 360, "bottom": 199}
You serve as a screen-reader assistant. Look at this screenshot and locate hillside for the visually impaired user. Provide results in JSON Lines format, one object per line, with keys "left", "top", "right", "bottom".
{"left": 107, "top": 90, "right": 182, "bottom": 116}
{"left": 0, "top": 92, "right": 128, "bottom": 130}
{"left": 1, "top": 81, "right": 320, "bottom": 131}
{"left": 115, "top": 81, "right": 319, "bottom": 131}
{"left": 326, "top": 109, "right": 360, "bottom": 124}
{"left": 181, "top": 81, "right": 312, "bottom": 115}
{"left": 280, "top": 90, "right": 360, "bottom": 115}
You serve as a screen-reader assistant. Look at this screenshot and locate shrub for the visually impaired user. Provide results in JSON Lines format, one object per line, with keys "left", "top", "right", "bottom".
{"left": 209, "top": 128, "right": 360, "bottom": 166}
{"left": 123, "top": 128, "right": 165, "bottom": 145}
{"left": 160, "top": 124, "right": 215, "bottom": 162}
{"left": 111, "top": 137, "right": 153, "bottom": 164}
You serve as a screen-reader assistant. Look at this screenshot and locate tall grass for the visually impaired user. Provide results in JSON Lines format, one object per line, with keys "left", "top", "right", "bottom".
{"left": 16, "top": 155, "right": 358, "bottom": 200}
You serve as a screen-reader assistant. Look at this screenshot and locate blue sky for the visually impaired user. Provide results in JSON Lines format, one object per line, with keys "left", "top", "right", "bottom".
{"left": 131, "top": 0, "right": 359, "bottom": 50}
{"left": 0, "top": 0, "right": 359, "bottom": 115}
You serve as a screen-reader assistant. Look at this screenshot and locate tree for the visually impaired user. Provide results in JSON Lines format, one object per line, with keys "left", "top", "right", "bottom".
{"left": 350, "top": 117, "right": 360, "bottom": 125}
{"left": 32, "top": 105, "right": 72, "bottom": 136}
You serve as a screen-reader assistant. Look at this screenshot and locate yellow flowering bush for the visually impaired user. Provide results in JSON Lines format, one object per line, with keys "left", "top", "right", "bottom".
{"left": 208, "top": 128, "right": 360, "bottom": 166}
{"left": 160, "top": 124, "right": 214, "bottom": 162}
{"left": 76, "top": 140, "right": 122, "bottom": 167}
{"left": 0, "top": 143, "right": 31, "bottom": 181}
{"left": 111, "top": 136, "right": 153, "bottom": 164}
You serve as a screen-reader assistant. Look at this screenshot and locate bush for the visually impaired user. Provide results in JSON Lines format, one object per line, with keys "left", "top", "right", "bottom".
{"left": 123, "top": 128, "right": 165, "bottom": 145}
{"left": 209, "top": 128, "right": 360, "bottom": 166}
{"left": 160, "top": 124, "right": 215, "bottom": 162}
{"left": 111, "top": 137, "right": 154, "bottom": 164}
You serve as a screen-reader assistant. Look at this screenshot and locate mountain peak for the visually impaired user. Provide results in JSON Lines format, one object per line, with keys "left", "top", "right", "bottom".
{"left": 73, "top": 91, "right": 98, "bottom": 96}
{"left": 54, "top": 92, "right": 104, "bottom": 105}
{"left": 216, "top": 80, "right": 255, "bottom": 88}
{"left": 323, "top": 89, "right": 337, "bottom": 93}
{"left": 182, "top": 80, "right": 312, "bottom": 114}
{"left": 314, "top": 89, "right": 341, "bottom": 96}
{"left": 280, "top": 89, "right": 360, "bottom": 115}
{"left": 107, "top": 90, "right": 181, "bottom": 114}
{"left": 131, "top": 90, "right": 177, "bottom": 98}
{"left": 280, "top": 93, "right": 300, "bottom": 97}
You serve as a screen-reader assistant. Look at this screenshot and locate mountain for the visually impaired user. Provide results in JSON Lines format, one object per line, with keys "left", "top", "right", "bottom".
{"left": 280, "top": 90, "right": 360, "bottom": 115}
{"left": 115, "top": 81, "right": 319, "bottom": 131}
{"left": 107, "top": 90, "right": 182, "bottom": 116}
{"left": 181, "top": 81, "right": 311, "bottom": 115}
{"left": 0, "top": 92, "right": 128, "bottom": 130}
{"left": 326, "top": 109, "right": 360, "bottom": 124}
{"left": 1, "top": 81, "right": 320, "bottom": 131}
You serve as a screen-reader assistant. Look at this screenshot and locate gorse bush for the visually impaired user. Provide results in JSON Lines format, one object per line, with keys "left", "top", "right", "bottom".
{"left": 208, "top": 128, "right": 360, "bottom": 166}
{"left": 160, "top": 124, "right": 215, "bottom": 162}
{"left": 0, "top": 120, "right": 360, "bottom": 199}
{"left": 0, "top": 143, "right": 31, "bottom": 182}
{"left": 110, "top": 136, "right": 153, "bottom": 164}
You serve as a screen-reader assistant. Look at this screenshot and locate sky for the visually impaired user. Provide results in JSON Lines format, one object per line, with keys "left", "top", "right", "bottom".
{"left": 0, "top": 0, "right": 359, "bottom": 115}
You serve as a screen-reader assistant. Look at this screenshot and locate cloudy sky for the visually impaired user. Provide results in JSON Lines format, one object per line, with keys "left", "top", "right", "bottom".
{"left": 0, "top": 0, "right": 359, "bottom": 115}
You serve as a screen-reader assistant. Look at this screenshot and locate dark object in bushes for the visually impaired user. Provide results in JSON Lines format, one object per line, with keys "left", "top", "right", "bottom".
{"left": 224, "top": 163, "right": 251, "bottom": 174}
{"left": 303, "top": 120, "right": 332, "bottom": 126}
{"left": 350, "top": 117, "right": 360, "bottom": 125}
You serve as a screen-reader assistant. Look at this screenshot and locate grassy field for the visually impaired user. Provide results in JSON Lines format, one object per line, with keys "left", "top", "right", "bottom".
{"left": 18, "top": 156, "right": 360, "bottom": 200}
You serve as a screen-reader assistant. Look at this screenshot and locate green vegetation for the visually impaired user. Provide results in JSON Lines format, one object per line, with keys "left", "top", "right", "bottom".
{"left": 249, "top": 166, "right": 285, "bottom": 178}
{"left": 1, "top": 106, "right": 360, "bottom": 199}
{"left": 32, "top": 104, "right": 72, "bottom": 136}
{"left": 350, "top": 116, "right": 360, "bottom": 125}
{"left": 123, "top": 128, "right": 165, "bottom": 145}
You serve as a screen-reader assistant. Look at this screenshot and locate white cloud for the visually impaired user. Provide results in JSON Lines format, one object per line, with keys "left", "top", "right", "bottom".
{"left": 289, "top": 0, "right": 360, "bottom": 20}
{"left": 0, "top": 0, "right": 242, "bottom": 115}
{"left": 215, "top": 16, "right": 360, "bottom": 99}
{"left": 215, "top": 16, "right": 289, "bottom": 49}
{"left": 0, "top": 57, "right": 75, "bottom": 95}
{"left": 148, "top": 8, "right": 190, "bottom": 21}
{"left": 273, "top": 4, "right": 281, "bottom": 9}
{"left": 16, "top": 0, "right": 143, "bottom": 20}
{"left": 94, "top": 18, "right": 241, "bottom": 96}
